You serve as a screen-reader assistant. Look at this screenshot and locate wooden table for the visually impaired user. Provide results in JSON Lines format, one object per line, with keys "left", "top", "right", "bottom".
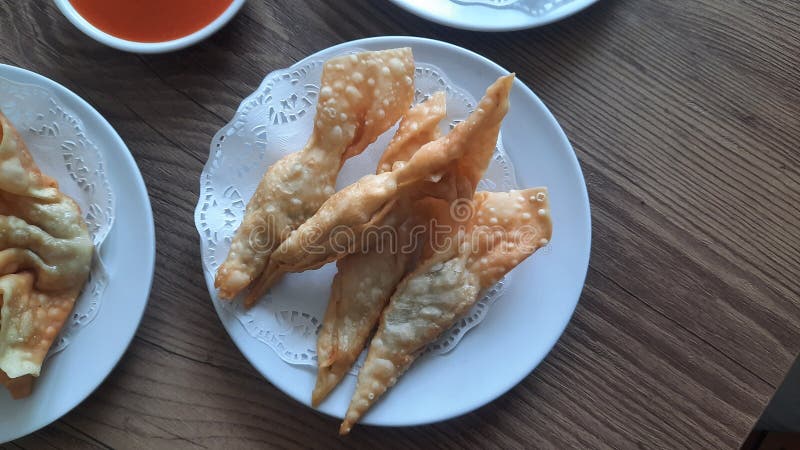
{"left": 2, "top": 0, "right": 798, "bottom": 447}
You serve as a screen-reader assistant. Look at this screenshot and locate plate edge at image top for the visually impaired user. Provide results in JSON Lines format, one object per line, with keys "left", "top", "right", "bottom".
{"left": 0, "top": 64, "right": 156, "bottom": 442}
{"left": 195, "top": 36, "right": 591, "bottom": 427}
{"left": 386, "top": 0, "right": 600, "bottom": 32}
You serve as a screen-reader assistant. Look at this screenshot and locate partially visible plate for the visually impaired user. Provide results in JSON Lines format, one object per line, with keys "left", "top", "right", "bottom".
{"left": 198, "top": 36, "right": 591, "bottom": 427}
{"left": 0, "top": 65, "right": 155, "bottom": 443}
{"left": 388, "top": 0, "right": 598, "bottom": 31}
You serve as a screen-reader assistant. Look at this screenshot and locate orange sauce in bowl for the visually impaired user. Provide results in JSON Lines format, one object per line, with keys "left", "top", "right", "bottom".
{"left": 68, "top": 0, "right": 234, "bottom": 43}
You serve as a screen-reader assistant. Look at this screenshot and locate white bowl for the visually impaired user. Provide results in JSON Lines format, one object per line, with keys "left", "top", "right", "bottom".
{"left": 53, "top": 0, "right": 246, "bottom": 53}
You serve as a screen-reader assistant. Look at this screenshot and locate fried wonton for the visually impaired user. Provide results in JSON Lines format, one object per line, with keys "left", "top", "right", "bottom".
{"left": 271, "top": 75, "right": 515, "bottom": 274}
{"left": 245, "top": 92, "right": 448, "bottom": 307}
{"left": 339, "top": 188, "right": 553, "bottom": 434}
{"left": 0, "top": 111, "right": 93, "bottom": 398}
{"left": 214, "top": 48, "right": 415, "bottom": 302}
{"left": 312, "top": 93, "right": 447, "bottom": 405}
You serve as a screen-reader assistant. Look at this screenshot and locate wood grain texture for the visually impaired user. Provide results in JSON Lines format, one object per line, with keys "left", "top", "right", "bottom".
{"left": 1, "top": 0, "right": 798, "bottom": 447}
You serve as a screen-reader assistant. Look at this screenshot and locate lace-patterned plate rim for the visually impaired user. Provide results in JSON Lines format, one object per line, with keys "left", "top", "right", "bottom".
{"left": 386, "top": 0, "right": 600, "bottom": 31}
{"left": 0, "top": 64, "right": 155, "bottom": 443}
{"left": 195, "top": 37, "right": 590, "bottom": 428}
{"left": 0, "top": 76, "right": 115, "bottom": 246}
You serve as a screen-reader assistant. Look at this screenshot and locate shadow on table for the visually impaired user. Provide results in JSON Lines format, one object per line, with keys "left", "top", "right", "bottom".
{"left": 742, "top": 355, "right": 800, "bottom": 449}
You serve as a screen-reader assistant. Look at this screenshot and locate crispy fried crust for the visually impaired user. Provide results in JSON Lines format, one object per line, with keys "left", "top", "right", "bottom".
{"left": 0, "top": 112, "right": 93, "bottom": 399}
{"left": 340, "top": 187, "right": 552, "bottom": 434}
{"left": 0, "top": 273, "right": 79, "bottom": 379}
{"left": 0, "top": 369, "right": 32, "bottom": 399}
{"left": 272, "top": 75, "right": 514, "bottom": 274}
{"left": 312, "top": 95, "right": 446, "bottom": 404}
{"left": 377, "top": 92, "right": 446, "bottom": 174}
{"left": 215, "top": 48, "right": 415, "bottom": 301}
{"left": 311, "top": 214, "right": 419, "bottom": 405}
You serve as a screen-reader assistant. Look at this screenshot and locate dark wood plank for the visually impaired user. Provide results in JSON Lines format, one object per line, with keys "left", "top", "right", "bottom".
{"left": 0, "top": 0, "right": 798, "bottom": 447}
{"left": 11, "top": 421, "right": 108, "bottom": 449}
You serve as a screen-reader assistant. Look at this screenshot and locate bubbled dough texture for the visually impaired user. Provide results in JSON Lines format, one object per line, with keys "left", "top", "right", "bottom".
{"left": 313, "top": 94, "right": 447, "bottom": 404}
{"left": 0, "top": 113, "right": 93, "bottom": 383}
{"left": 0, "top": 274, "right": 78, "bottom": 378}
{"left": 468, "top": 188, "right": 553, "bottom": 287}
{"left": 376, "top": 92, "right": 446, "bottom": 174}
{"left": 197, "top": 53, "right": 520, "bottom": 376}
{"left": 273, "top": 76, "right": 514, "bottom": 272}
{"left": 215, "top": 48, "right": 415, "bottom": 299}
{"left": 341, "top": 187, "right": 552, "bottom": 433}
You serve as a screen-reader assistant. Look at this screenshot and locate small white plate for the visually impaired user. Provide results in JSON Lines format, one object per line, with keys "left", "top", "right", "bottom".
{"left": 388, "top": 0, "right": 598, "bottom": 31}
{"left": 0, "top": 65, "right": 155, "bottom": 442}
{"left": 199, "top": 36, "right": 590, "bottom": 427}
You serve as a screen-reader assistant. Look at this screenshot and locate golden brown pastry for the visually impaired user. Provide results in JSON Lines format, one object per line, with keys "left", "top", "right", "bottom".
{"left": 0, "top": 368, "right": 32, "bottom": 400}
{"left": 376, "top": 92, "right": 447, "bottom": 174}
{"left": 245, "top": 92, "right": 447, "bottom": 307}
{"left": 0, "top": 111, "right": 93, "bottom": 398}
{"left": 271, "top": 75, "right": 515, "bottom": 274}
{"left": 215, "top": 48, "right": 415, "bottom": 302}
{"left": 339, "top": 188, "right": 553, "bottom": 434}
{"left": 312, "top": 93, "right": 447, "bottom": 405}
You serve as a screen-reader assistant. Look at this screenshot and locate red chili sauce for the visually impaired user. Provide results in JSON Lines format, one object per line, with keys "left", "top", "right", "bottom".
{"left": 69, "top": 0, "right": 234, "bottom": 43}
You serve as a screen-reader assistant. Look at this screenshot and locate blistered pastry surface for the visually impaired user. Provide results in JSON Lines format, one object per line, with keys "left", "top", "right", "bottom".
{"left": 341, "top": 187, "right": 552, "bottom": 432}
{"left": 0, "top": 77, "right": 113, "bottom": 370}
{"left": 214, "top": 48, "right": 415, "bottom": 300}
{"left": 196, "top": 53, "right": 518, "bottom": 369}
{"left": 0, "top": 112, "right": 94, "bottom": 391}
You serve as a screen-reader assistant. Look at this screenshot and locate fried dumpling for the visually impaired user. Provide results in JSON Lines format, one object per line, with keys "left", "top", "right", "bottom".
{"left": 245, "top": 92, "right": 447, "bottom": 307}
{"left": 312, "top": 78, "right": 511, "bottom": 404}
{"left": 214, "top": 48, "right": 415, "bottom": 301}
{"left": 312, "top": 212, "right": 421, "bottom": 406}
{"left": 312, "top": 93, "right": 447, "bottom": 405}
{"left": 271, "top": 75, "right": 515, "bottom": 274}
{"left": 339, "top": 188, "right": 553, "bottom": 434}
{"left": 0, "top": 111, "right": 93, "bottom": 398}
{"left": 0, "top": 273, "right": 79, "bottom": 389}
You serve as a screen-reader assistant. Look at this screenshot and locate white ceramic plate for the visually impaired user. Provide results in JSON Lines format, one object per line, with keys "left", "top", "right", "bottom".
{"left": 388, "top": 0, "right": 598, "bottom": 31}
{"left": 199, "top": 36, "right": 590, "bottom": 427}
{"left": 0, "top": 65, "right": 155, "bottom": 442}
